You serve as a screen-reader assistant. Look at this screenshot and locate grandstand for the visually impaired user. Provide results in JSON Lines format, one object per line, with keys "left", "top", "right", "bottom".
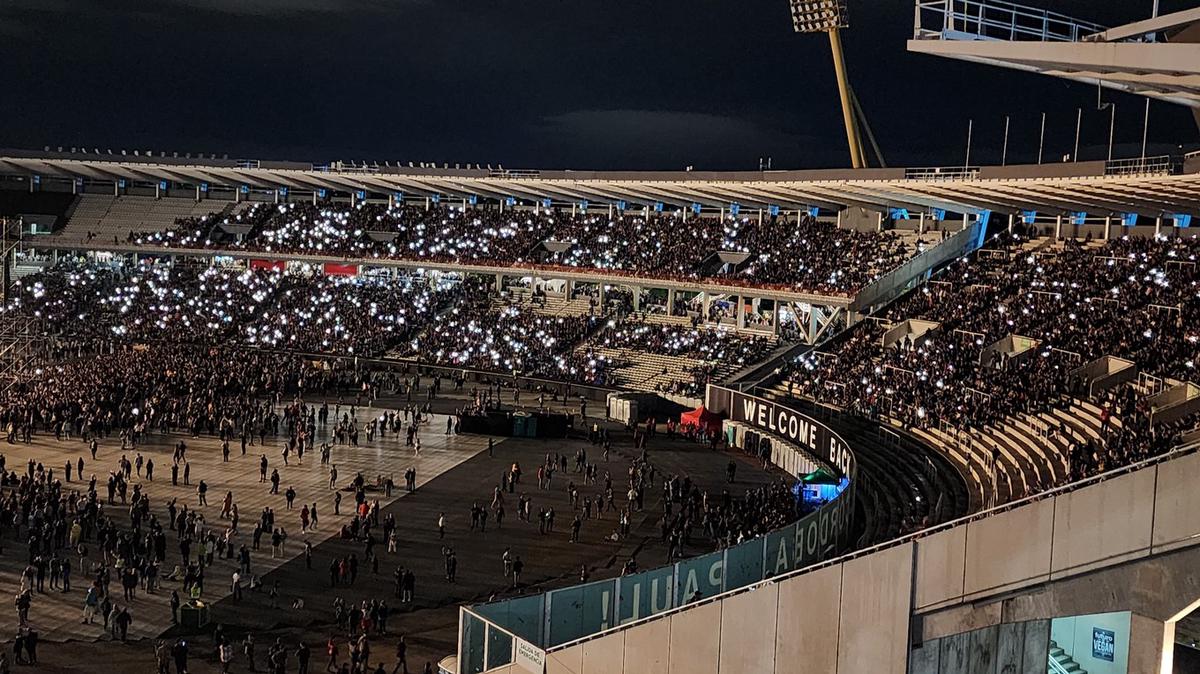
{"left": 3, "top": 3, "right": 1200, "bottom": 672}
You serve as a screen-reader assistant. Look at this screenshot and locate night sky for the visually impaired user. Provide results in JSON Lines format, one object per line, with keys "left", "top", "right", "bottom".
{"left": 1, "top": 0, "right": 1196, "bottom": 171}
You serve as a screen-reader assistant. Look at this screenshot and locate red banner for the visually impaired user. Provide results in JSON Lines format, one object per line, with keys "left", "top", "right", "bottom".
{"left": 323, "top": 263, "right": 359, "bottom": 276}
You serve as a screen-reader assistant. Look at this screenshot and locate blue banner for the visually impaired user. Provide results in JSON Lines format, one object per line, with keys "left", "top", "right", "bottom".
{"left": 616, "top": 566, "right": 674, "bottom": 625}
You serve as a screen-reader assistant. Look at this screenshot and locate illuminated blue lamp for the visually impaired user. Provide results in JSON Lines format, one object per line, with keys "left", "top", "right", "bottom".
{"left": 318, "top": 188, "right": 327, "bottom": 199}
{"left": 278, "top": 187, "right": 288, "bottom": 197}
{"left": 159, "top": 180, "right": 168, "bottom": 191}
{"left": 1174, "top": 213, "right": 1192, "bottom": 228}
{"left": 729, "top": 202, "right": 741, "bottom": 216}
{"left": 1122, "top": 212, "right": 1137, "bottom": 227}
{"left": 653, "top": 202, "right": 664, "bottom": 213}
{"left": 889, "top": 208, "right": 910, "bottom": 220}
{"left": 691, "top": 203, "right": 702, "bottom": 215}
{"left": 430, "top": 194, "right": 440, "bottom": 204}
{"left": 505, "top": 196, "right": 516, "bottom": 207}
{"left": 200, "top": 182, "right": 209, "bottom": 193}
{"left": 542, "top": 198, "right": 552, "bottom": 209}
{"left": 807, "top": 206, "right": 820, "bottom": 218}
{"left": 1069, "top": 212, "right": 1086, "bottom": 226}
{"left": 1020, "top": 210, "right": 1037, "bottom": 225}
{"left": 930, "top": 208, "right": 946, "bottom": 221}
{"left": 579, "top": 200, "right": 588, "bottom": 212}
{"left": 616, "top": 200, "right": 626, "bottom": 211}
{"left": 768, "top": 205, "right": 780, "bottom": 216}
{"left": 239, "top": 185, "right": 249, "bottom": 194}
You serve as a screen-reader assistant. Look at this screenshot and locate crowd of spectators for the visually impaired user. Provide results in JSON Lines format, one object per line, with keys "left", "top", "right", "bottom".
{"left": 2, "top": 263, "right": 463, "bottom": 359}
{"left": 784, "top": 232, "right": 1200, "bottom": 489}
{"left": 129, "top": 202, "right": 924, "bottom": 295}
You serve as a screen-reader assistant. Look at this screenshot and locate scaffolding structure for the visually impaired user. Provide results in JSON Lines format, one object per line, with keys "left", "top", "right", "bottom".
{"left": 0, "top": 216, "right": 44, "bottom": 394}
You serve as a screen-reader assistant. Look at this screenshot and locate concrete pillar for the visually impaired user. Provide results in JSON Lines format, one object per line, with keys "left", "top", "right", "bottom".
{"left": 1155, "top": 216, "right": 1163, "bottom": 237}
{"left": 114, "top": 180, "right": 120, "bottom": 197}
{"left": 499, "top": 199, "right": 504, "bottom": 213}
{"left": 772, "top": 300, "right": 780, "bottom": 337}
{"left": 462, "top": 197, "right": 468, "bottom": 210}
{"left": 424, "top": 197, "right": 430, "bottom": 211}
{"left": 607, "top": 203, "right": 613, "bottom": 218}
{"left": 274, "top": 189, "right": 279, "bottom": 204}
{"left": 564, "top": 279, "right": 573, "bottom": 298}
{"left": 878, "top": 211, "right": 885, "bottom": 232}
{"left": 195, "top": 185, "right": 200, "bottom": 202}
{"left": 702, "top": 292, "right": 712, "bottom": 322}
{"left": 736, "top": 296, "right": 745, "bottom": 330}
{"left": 644, "top": 205, "right": 650, "bottom": 219}
{"left": 1007, "top": 213, "right": 1014, "bottom": 234}
{"left": 1055, "top": 214, "right": 1063, "bottom": 239}
{"left": 667, "top": 288, "right": 676, "bottom": 315}
{"left": 494, "top": 274, "right": 503, "bottom": 292}
{"left": 598, "top": 284, "right": 606, "bottom": 305}
{"left": 757, "top": 208, "right": 764, "bottom": 225}
{"left": 571, "top": 203, "right": 577, "bottom": 216}
{"left": 961, "top": 212, "right": 969, "bottom": 231}
{"left": 720, "top": 207, "right": 725, "bottom": 220}
{"left": 918, "top": 212, "right": 926, "bottom": 235}
{"left": 350, "top": 191, "right": 357, "bottom": 207}
{"left": 1104, "top": 215, "right": 1112, "bottom": 240}
{"left": 1129, "top": 613, "right": 1170, "bottom": 674}
{"left": 633, "top": 286, "right": 641, "bottom": 311}
{"left": 313, "top": 192, "right": 319, "bottom": 206}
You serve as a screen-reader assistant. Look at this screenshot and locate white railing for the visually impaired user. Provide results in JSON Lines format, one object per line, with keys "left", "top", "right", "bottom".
{"left": 1104, "top": 155, "right": 1175, "bottom": 176}
{"left": 904, "top": 165, "right": 981, "bottom": 181}
{"left": 913, "top": 0, "right": 1108, "bottom": 43}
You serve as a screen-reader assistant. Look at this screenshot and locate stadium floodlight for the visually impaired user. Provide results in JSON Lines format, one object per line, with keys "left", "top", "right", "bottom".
{"left": 785, "top": 0, "right": 878, "bottom": 170}
{"left": 789, "top": 0, "right": 847, "bottom": 33}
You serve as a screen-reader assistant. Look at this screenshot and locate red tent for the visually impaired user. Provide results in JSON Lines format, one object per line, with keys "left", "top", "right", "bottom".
{"left": 679, "top": 406, "right": 722, "bottom": 433}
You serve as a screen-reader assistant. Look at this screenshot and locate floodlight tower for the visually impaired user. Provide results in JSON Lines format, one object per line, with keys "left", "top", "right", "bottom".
{"left": 789, "top": 0, "right": 874, "bottom": 169}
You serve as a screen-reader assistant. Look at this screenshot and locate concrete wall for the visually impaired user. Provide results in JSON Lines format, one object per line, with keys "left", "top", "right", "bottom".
{"left": 532, "top": 452, "right": 1200, "bottom": 674}
{"left": 908, "top": 620, "right": 1050, "bottom": 674}
{"left": 530, "top": 544, "right": 913, "bottom": 674}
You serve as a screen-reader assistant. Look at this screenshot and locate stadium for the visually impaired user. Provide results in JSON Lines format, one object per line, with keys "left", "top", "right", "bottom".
{"left": 1, "top": 0, "right": 1200, "bottom": 673}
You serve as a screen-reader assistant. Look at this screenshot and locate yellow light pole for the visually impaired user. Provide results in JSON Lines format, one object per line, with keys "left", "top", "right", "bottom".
{"left": 789, "top": 0, "right": 869, "bottom": 169}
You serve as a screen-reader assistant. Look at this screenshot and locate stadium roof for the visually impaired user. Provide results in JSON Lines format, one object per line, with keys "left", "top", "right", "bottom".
{"left": 909, "top": 1, "right": 1200, "bottom": 109}
{"left": 3, "top": 152, "right": 1200, "bottom": 219}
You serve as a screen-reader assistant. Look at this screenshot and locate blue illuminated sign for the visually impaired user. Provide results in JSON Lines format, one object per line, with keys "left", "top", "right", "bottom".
{"left": 579, "top": 200, "right": 588, "bottom": 212}
{"left": 930, "top": 208, "right": 946, "bottom": 221}
{"left": 889, "top": 208, "right": 910, "bottom": 220}
{"left": 768, "top": 205, "right": 780, "bottom": 216}
{"left": 239, "top": 184, "right": 248, "bottom": 194}
{"left": 616, "top": 200, "right": 626, "bottom": 211}
{"left": 807, "top": 206, "right": 819, "bottom": 218}
{"left": 729, "top": 202, "right": 740, "bottom": 216}
{"left": 278, "top": 187, "right": 288, "bottom": 197}
{"left": 200, "top": 182, "right": 209, "bottom": 193}
{"left": 356, "top": 190, "right": 366, "bottom": 201}
{"left": 654, "top": 202, "right": 664, "bottom": 213}
{"left": 318, "top": 188, "right": 327, "bottom": 198}
{"left": 118, "top": 179, "right": 127, "bottom": 189}
{"left": 1122, "top": 212, "right": 1137, "bottom": 227}
{"left": 1020, "top": 210, "right": 1037, "bottom": 225}
{"left": 505, "top": 196, "right": 516, "bottom": 207}
{"left": 1070, "top": 212, "right": 1086, "bottom": 226}
{"left": 430, "top": 194, "right": 440, "bottom": 204}
{"left": 159, "top": 180, "right": 168, "bottom": 191}
{"left": 542, "top": 198, "right": 552, "bottom": 209}
{"left": 691, "top": 203, "right": 702, "bottom": 215}
{"left": 1174, "top": 213, "right": 1192, "bottom": 228}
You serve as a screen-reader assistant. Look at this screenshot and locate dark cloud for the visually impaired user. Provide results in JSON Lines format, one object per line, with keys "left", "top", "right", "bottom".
{"left": 0, "top": 0, "right": 1194, "bottom": 169}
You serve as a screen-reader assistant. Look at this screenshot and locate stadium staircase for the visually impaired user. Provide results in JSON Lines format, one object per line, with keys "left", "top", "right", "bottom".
{"left": 1048, "top": 641, "right": 1088, "bottom": 674}
{"left": 760, "top": 390, "right": 970, "bottom": 546}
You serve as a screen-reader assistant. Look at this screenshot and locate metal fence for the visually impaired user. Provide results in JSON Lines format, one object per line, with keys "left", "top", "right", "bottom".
{"left": 913, "top": 0, "right": 1108, "bottom": 43}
